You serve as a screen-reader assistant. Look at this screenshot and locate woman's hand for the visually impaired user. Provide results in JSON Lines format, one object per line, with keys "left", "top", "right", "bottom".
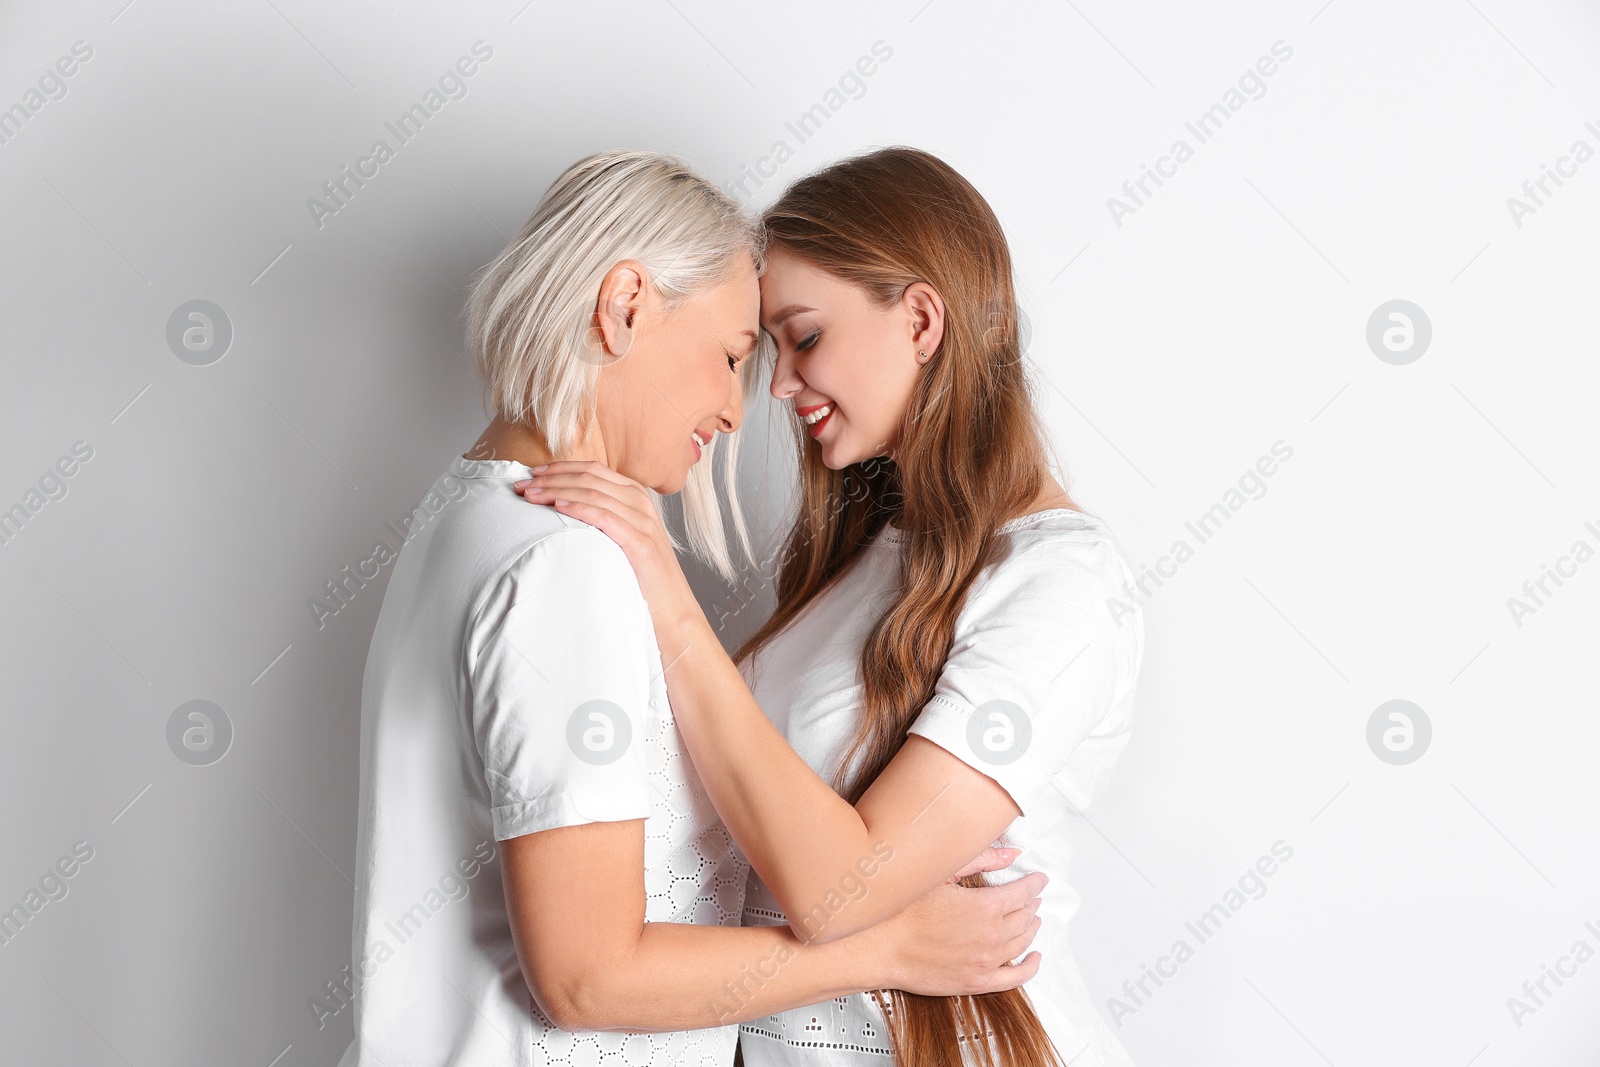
{"left": 512, "top": 460, "right": 700, "bottom": 629}
{"left": 855, "top": 847, "right": 1047, "bottom": 996}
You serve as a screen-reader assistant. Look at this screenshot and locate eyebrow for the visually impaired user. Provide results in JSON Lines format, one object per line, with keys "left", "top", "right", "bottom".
{"left": 735, "top": 328, "right": 759, "bottom": 355}
{"left": 764, "top": 305, "right": 815, "bottom": 329}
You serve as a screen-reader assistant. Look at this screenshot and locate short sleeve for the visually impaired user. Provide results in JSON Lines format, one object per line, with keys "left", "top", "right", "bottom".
{"left": 466, "top": 527, "right": 656, "bottom": 840}
{"left": 906, "top": 533, "right": 1143, "bottom": 817}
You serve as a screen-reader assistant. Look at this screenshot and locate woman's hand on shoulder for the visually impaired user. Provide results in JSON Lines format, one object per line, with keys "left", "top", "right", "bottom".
{"left": 512, "top": 460, "right": 697, "bottom": 623}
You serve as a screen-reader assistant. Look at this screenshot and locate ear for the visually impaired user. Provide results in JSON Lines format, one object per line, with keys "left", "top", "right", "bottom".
{"left": 592, "top": 260, "right": 648, "bottom": 360}
{"left": 902, "top": 281, "right": 946, "bottom": 363}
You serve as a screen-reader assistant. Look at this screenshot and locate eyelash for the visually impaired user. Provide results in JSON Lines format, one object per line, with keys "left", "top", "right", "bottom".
{"left": 727, "top": 352, "right": 740, "bottom": 372}
{"left": 795, "top": 330, "right": 820, "bottom": 352}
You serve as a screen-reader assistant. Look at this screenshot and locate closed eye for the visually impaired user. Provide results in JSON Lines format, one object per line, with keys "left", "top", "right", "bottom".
{"left": 795, "top": 329, "right": 820, "bottom": 353}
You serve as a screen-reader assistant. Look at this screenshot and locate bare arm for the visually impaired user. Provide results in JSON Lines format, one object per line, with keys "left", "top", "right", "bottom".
{"left": 512, "top": 465, "right": 1044, "bottom": 945}
{"left": 653, "top": 607, "right": 1025, "bottom": 944}
{"left": 499, "top": 818, "right": 1045, "bottom": 1032}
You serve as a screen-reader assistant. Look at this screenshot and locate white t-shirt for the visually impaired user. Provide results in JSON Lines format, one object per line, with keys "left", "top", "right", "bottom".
{"left": 338, "top": 454, "right": 749, "bottom": 1067}
{"left": 736, "top": 508, "right": 1144, "bottom": 1067}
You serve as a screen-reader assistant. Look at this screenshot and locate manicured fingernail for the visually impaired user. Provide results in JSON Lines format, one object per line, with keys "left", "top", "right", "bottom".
{"left": 512, "top": 480, "right": 528, "bottom": 490}
{"left": 531, "top": 464, "right": 548, "bottom": 473}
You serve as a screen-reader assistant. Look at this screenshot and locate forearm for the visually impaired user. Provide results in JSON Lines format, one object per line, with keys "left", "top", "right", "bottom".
{"left": 574, "top": 920, "right": 886, "bottom": 1031}
{"left": 658, "top": 609, "right": 935, "bottom": 940}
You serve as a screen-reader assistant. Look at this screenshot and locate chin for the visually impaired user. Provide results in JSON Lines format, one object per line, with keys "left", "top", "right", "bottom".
{"left": 822, "top": 441, "right": 875, "bottom": 471}
{"left": 819, "top": 442, "right": 852, "bottom": 470}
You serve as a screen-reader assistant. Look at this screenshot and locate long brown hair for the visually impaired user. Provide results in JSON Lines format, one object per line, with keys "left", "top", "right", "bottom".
{"left": 733, "top": 148, "right": 1066, "bottom": 1067}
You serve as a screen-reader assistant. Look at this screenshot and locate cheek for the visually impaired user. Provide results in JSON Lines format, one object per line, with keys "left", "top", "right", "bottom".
{"left": 831, "top": 358, "right": 896, "bottom": 427}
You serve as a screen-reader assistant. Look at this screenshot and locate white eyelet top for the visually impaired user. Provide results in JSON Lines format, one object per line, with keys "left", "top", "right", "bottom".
{"left": 736, "top": 507, "right": 1144, "bottom": 1067}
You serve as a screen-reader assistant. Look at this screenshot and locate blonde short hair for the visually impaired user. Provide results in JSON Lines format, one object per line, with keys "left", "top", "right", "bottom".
{"left": 464, "top": 150, "right": 764, "bottom": 583}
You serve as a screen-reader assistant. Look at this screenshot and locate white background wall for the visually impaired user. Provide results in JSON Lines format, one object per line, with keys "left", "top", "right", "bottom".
{"left": 2, "top": 0, "right": 1597, "bottom": 1063}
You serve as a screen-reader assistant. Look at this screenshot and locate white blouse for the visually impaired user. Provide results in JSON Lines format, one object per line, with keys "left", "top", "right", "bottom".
{"left": 736, "top": 507, "right": 1144, "bottom": 1067}
{"left": 339, "top": 455, "right": 748, "bottom": 1067}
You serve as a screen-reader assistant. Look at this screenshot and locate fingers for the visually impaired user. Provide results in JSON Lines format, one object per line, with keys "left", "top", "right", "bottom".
{"left": 533, "top": 499, "right": 648, "bottom": 556}
{"left": 517, "top": 481, "right": 598, "bottom": 506}
{"left": 524, "top": 457, "right": 624, "bottom": 476}
{"left": 988, "top": 870, "right": 1048, "bottom": 915}
{"left": 514, "top": 473, "right": 656, "bottom": 519}
{"left": 1009, "top": 895, "right": 1042, "bottom": 930}
{"left": 520, "top": 459, "right": 632, "bottom": 486}
{"left": 970, "top": 950, "right": 1043, "bottom": 994}
{"left": 991, "top": 951, "right": 1043, "bottom": 989}
{"left": 532, "top": 497, "right": 604, "bottom": 526}
{"left": 951, "top": 846, "right": 1022, "bottom": 879}
{"left": 513, "top": 473, "right": 620, "bottom": 498}
{"left": 1002, "top": 910, "right": 1043, "bottom": 961}
{"left": 516, "top": 481, "right": 630, "bottom": 517}
{"left": 518, "top": 490, "right": 623, "bottom": 532}
{"left": 516, "top": 461, "right": 655, "bottom": 510}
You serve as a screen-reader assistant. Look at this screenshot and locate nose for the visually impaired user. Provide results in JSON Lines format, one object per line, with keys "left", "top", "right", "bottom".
{"left": 769, "top": 345, "right": 800, "bottom": 402}
{"left": 717, "top": 365, "right": 745, "bottom": 434}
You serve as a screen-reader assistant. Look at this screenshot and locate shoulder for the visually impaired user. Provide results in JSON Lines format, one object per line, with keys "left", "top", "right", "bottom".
{"left": 508, "top": 514, "right": 635, "bottom": 573}
{"left": 929, "top": 512, "right": 1145, "bottom": 720}
{"left": 505, "top": 518, "right": 643, "bottom": 598}
{"left": 473, "top": 515, "right": 650, "bottom": 634}
{"left": 980, "top": 509, "right": 1133, "bottom": 604}
{"left": 952, "top": 509, "right": 1144, "bottom": 668}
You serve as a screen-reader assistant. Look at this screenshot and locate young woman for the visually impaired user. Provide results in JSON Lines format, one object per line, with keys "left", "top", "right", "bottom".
{"left": 338, "top": 150, "right": 1049, "bottom": 1067}
{"left": 513, "top": 147, "right": 1146, "bottom": 1067}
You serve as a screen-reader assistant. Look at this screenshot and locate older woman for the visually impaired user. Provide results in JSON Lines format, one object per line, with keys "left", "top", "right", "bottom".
{"left": 337, "top": 151, "right": 1045, "bottom": 1067}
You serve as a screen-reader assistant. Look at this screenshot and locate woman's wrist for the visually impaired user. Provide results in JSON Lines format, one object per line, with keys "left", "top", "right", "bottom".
{"left": 814, "top": 919, "right": 903, "bottom": 995}
{"left": 652, "top": 580, "right": 711, "bottom": 665}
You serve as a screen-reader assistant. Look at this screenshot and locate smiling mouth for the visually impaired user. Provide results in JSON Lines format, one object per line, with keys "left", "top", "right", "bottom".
{"left": 804, "top": 405, "right": 834, "bottom": 438}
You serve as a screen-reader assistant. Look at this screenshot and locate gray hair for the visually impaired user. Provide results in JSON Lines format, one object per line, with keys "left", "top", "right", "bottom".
{"left": 463, "top": 150, "right": 763, "bottom": 582}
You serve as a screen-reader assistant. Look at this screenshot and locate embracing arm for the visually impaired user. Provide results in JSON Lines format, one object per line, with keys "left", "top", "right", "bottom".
{"left": 513, "top": 464, "right": 1126, "bottom": 946}
{"left": 470, "top": 520, "right": 1045, "bottom": 1033}
{"left": 653, "top": 607, "right": 1023, "bottom": 944}
{"left": 499, "top": 818, "right": 1045, "bottom": 1032}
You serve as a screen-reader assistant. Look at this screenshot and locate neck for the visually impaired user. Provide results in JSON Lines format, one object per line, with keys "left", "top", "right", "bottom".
{"left": 466, "top": 415, "right": 607, "bottom": 469}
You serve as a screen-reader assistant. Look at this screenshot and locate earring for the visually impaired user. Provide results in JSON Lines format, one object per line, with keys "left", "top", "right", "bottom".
{"left": 916, "top": 349, "right": 928, "bottom": 364}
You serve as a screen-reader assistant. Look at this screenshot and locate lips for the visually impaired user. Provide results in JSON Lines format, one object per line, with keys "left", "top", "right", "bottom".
{"left": 804, "top": 404, "right": 833, "bottom": 438}
{"left": 797, "top": 399, "right": 834, "bottom": 438}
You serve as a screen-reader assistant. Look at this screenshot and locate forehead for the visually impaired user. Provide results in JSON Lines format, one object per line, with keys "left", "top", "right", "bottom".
{"left": 759, "top": 247, "right": 852, "bottom": 319}
{"left": 678, "top": 256, "right": 759, "bottom": 344}
{"left": 687, "top": 255, "right": 759, "bottom": 313}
